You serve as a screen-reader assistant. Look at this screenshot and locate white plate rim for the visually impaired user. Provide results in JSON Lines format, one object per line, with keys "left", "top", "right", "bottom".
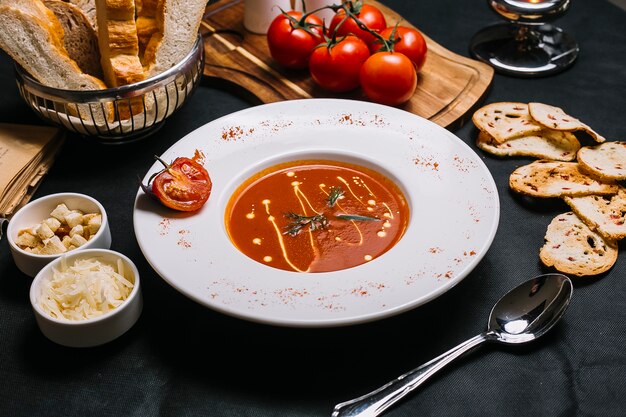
{"left": 133, "top": 99, "right": 500, "bottom": 327}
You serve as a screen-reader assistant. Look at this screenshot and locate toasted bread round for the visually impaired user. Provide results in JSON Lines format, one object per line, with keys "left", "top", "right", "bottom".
{"left": 577, "top": 141, "right": 626, "bottom": 181}
{"left": 476, "top": 130, "right": 580, "bottom": 161}
{"left": 510, "top": 160, "right": 619, "bottom": 197}
{"left": 540, "top": 212, "right": 618, "bottom": 276}
{"left": 472, "top": 102, "right": 543, "bottom": 144}
{"left": 509, "top": 160, "right": 619, "bottom": 198}
{"left": 564, "top": 187, "right": 626, "bottom": 240}
{"left": 528, "top": 102, "right": 605, "bottom": 143}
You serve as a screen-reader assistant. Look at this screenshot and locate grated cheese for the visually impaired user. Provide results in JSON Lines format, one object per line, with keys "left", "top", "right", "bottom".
{"left": 39, "top": 257, "right": 134, "bottom": 321}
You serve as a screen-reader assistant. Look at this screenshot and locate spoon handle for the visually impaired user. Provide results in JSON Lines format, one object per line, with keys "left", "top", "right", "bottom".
{"left": 332, "top": 333, "right": 490, "bottom": 417}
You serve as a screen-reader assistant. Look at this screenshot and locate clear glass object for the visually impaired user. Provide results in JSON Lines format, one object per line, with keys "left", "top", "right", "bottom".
{"left": 470, "top": 0, "right": 579, "bottom": 77}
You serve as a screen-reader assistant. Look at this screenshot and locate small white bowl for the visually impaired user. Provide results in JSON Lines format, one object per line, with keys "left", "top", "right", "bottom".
{"left": 7, "top": 192, "right": 112, "bottom": 277}
{"left": 29, "top": 249, "right": 143, "bottom": 348}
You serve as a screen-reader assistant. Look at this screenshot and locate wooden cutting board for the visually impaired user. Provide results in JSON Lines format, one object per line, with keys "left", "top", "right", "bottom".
{"left": 201, "top": 0, "right": 493, "bottom": 130}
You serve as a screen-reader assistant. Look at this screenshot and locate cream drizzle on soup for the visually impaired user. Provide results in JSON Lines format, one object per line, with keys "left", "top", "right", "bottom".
{"left": 225, "top": 160, "right": 409, "bottom": 273}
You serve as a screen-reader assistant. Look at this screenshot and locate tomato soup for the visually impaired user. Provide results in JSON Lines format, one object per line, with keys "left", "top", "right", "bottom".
{"left": 225, "top": 160, "right": 409, "bottom": 273}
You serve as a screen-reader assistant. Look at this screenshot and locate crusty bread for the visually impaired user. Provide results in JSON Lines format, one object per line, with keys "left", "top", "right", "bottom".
{"left": 564, "top": 187, "right": 626, "bottom": 241}
{"left": 577, "top": 141, "right": 626, "bottom": 181}
{"left": 136, "top": 15, "right": 158, "bottom": 58}
{"left": 509, "top": 160, "right": 619, "bottom": 198}
{"left": 66, "top": 0, "right": 96, "bottom": 29}
{"left": 540, "top": 212, "right": 618, "bottom": 276}
{"left": 528, "top": 102, "right": 605, "bottom": 143}
{"left": 95, "top": 0, "right": 144, "bottom": 87}
{"left": 476, "top": 130, "right": 580, "bottom": 161}
{"left": 0, "top": 5, "right": 104, "bottom": 85}
{"left": 44, "top": 0, "right": 102, "bottom": 78}
{"left": 143, "top": 0, "right": 206, "bottom": 77}
{"left": 0, "top": 1, "right": 112, "bottom": 125}
{"left": 136, "top": 0, "right": 158, "bottom": 59}
{"left": 472, "top": 102, "right": 543, "bottom": 144}
{"left": 95, "top": 0, "right": 145, "bottom": 119}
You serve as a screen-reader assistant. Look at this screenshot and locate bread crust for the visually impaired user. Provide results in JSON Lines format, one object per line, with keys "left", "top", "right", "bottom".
{"left": 96, "top": 0, "right": 144, "bottom": 86}
{"left": 136, "top": 0, "right": 158, "bottom": 58}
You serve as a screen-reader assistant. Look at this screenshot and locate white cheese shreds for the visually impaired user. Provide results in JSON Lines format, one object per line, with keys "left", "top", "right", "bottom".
{"left": 38, "top": 257, "right": 134, "bottom": 321}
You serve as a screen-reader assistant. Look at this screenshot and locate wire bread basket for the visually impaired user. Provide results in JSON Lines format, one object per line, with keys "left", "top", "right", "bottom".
{"left": 15, "top": 35, "right": 205, "bottom": 143}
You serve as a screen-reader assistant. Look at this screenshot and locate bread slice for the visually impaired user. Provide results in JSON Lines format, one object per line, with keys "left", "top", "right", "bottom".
{"left": 577, "top": 141, "right": 626, "bottom": 181}
{"left": 540, "top": 212, "right": 618, "bottom": 276}
{"left": 43, "top": 0, "right": 102, "bottom": 79}
{"left": 509, "top": 160, "right": 619, "bottom": 198}
{"left": 67, "top": 0, "right": 96, "bottom": 29}
{"left": 0, "top": 1, "right": 112, "bottom": 125}
{"left": 95, "top": 0, "right": 144, "bottom": 87}
{"left": 476, "top": 129, "right": 580, "bottom": 161}
{"left": 472, "top": 102, "right": 543, "bottom": 144}
{"left": 528, "top": 102, "right": 605, "bottom": 143}
{"left": 564, "top": 187, "right": 626, "bottom": 241}
{"left": 143, "top": 0, "right": 206, "bottom": 77}
{"left": 0, "top": 0, "right": 103, "bottom": 90}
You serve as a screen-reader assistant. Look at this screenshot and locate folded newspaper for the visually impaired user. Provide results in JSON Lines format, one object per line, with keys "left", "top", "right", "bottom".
{"left": 0, "top": 123, "right": 64, "bottom": 218}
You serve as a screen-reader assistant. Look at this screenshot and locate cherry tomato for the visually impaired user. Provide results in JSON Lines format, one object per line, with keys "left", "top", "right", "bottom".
{"left": 373, "top": 26, "right": 428, "bottom": 70}
{"left": 267, "top": 11, "right": 324, "bottom": 69}
{"left": 308, "top": 35, "right": 370, "bottom": 93}
{"left": 143, "top": 156, "right": 212, "bottom": 212}
{"left": 360, "top": 52, "right": 417, "bottom": 106}
{"left": 328, "top": 4, "right": 386, "bottom": 47}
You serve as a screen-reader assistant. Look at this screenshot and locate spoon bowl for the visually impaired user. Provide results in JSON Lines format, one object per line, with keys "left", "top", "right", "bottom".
{"left": 488, "top": 273, "right": 573, "bottom": 344}
{"left": 332, "top": 273, "right": 574, "bottom": 417}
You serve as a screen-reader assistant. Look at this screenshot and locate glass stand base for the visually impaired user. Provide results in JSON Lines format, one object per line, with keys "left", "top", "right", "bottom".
{"left": 469, "top": 23, "right": 579, "bottom": 77}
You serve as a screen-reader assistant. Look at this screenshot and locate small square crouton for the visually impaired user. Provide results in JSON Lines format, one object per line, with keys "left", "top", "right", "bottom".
{"left": 69, "top": 224, "right": 84, "bottom": 238}
{"left": 86, "top": 213, "right": 102, "bottom": 235}
{"left": 40, "top": 236, "right": 67, "bottom": 254}
{"left": 15, "top": 232, "right": 40, "bottom": 248}
{"left": 43, "top": 217, "right": 62, "bottom": 233}
{"left": 64, "top": 211, "right": 84, "bottom": 228}
{"left": 35, "top": 222, "right": 55, "bottom": 240}
{"left": 61, "top": 235, "right": 72, "bottom": 248}
{"left": 49, "top": 204, "right": 71, "bottom": 222}
{"left": 70, "top": 234, "right": 88, "bottom": 248}
{"left": 82, "top": 213, "right": 98, "bottom": 223}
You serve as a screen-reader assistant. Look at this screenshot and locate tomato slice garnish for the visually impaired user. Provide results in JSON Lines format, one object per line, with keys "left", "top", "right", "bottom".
{"left": 142, "top": 156, "right": 212, "bottom": 212}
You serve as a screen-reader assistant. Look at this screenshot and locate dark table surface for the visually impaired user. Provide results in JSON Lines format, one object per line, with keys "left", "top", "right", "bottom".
{"left": 2, "top": 1, "right": 626, "bottom": 416}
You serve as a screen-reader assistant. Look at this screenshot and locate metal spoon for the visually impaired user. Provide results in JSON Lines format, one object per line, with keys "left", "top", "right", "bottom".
{"left": 332, "top": 273, "right": 574, "bottom": 417}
